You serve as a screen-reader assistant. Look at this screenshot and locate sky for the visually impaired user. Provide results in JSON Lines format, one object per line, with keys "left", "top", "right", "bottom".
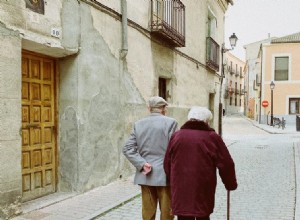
{"left": 224, "top": 0, "right": 300, "bottom": 60}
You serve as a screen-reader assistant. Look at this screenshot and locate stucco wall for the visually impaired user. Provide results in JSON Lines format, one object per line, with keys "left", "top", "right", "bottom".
{"left": 58, "top": 0, "right": 223, "bottom": 192}
{"left": 0, "top": 24, "right": 22, "bottom": 219}
{"left": 59, "top": 3, "right": 147, "bottom": 191}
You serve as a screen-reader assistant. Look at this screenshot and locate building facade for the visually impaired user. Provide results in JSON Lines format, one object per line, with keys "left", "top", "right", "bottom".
{"left": 244, "top": 36, "right": 274, "bottom": 120}
{"left": 0, "top": 0, "right": 233, "bottom": 218}
{"left": 223, "top": 52, "right": 245, "bottom": 115}
{"left": 259, "top": 32, "right": 300, "bottom": 125}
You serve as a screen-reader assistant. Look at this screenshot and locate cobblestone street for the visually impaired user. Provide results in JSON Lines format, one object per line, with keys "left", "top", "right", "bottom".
{"left": 96, "top": 115, "right": 299, "bottom": 220}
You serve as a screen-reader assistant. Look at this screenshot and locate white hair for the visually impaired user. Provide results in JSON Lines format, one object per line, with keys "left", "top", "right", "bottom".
{"left": 188, "top": 106, "right": 213, "bottom": 122}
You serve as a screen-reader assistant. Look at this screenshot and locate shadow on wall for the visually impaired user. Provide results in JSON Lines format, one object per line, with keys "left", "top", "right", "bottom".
{"left": 59, "top": 3, "right": 148, "bottom": 192}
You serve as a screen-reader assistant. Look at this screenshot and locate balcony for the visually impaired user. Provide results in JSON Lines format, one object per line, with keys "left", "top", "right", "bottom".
{"left": 225, "top": 87, "right": 234, "bottom": 99}
{"left": 253, "top": 80, "right": 258, "bottom": 91}
{"left": 240, "top": 89, "right": 245, "bottom": 95}
{"left": 224, "top": 90, "right": 229, "bottom": 99}
{"left": 235, "top": 71, "right": 239, "bottom": 77}
{"left": 256, "top": 74, "right": 261, "bottom": 85}
{"left": 206, "top": 37, "right": 220, "bottom": 71}
{"left": 150, "top": 0, "right": 185, "bottom": 47}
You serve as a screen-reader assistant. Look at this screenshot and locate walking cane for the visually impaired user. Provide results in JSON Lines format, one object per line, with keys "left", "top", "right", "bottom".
{"left": 227, "top": 190, "right": 230, "bottom": 220}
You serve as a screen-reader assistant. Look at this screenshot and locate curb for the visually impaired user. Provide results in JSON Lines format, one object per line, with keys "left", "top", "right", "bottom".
{"left": 87, "top": 193, "right": 141, "bottom": 220}
{"left": 245, "top": 117, "right": 296, "bottom": 134}
{"left": 295, "top": 142, "right": 300, "bottom": 220}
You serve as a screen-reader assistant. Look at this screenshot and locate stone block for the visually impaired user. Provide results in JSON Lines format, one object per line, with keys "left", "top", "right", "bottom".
{"left": 0, "top": 27, "right": 21, "bottom": 99}
{"left": 0, "top": 140, "right": 21, "bottom": 189}
{"left": 0, "top": 99, "right": 21, "bottom": 141}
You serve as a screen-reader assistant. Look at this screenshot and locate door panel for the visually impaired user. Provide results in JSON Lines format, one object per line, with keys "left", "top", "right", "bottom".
{"left": 21, "top": 52, "right": 56, "bottom": 201}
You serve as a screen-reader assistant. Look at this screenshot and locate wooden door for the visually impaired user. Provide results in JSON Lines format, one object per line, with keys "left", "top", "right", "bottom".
{"left": 21, "top": 52, "right": 57, "bottom": 201}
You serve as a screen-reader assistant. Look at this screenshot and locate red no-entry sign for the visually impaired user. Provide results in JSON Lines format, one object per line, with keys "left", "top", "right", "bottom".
{"left": 262, "top": 100, "right": 269, "bottom": 107}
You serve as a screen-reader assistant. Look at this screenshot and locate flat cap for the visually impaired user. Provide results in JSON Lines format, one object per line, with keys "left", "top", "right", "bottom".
{"left": 148, "top": 96, "right": 168, "bottom": 108}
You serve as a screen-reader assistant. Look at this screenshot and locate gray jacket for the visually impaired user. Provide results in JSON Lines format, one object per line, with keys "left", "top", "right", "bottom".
{"left": 123, "top": 113, "right": 178, "bottom": 186}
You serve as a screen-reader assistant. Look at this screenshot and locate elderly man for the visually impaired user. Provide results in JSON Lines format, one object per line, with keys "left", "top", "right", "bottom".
{"left": 164, "top": 106, "right": 237, "bottom": 220}
{"left": 123, "top": 96, "right": 178, "bottom": 220}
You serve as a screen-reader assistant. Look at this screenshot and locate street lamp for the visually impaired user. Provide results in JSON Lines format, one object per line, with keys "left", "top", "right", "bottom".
{"left": 270, "top": 81, "right": 275, "bottom": 126}
{"left": 218, "top": 33, "right": 238, "bottom": 136}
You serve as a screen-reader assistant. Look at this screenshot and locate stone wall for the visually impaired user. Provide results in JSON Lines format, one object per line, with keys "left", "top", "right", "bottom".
{"left": 0, "top": 24, "right": 22, "bottom": 219}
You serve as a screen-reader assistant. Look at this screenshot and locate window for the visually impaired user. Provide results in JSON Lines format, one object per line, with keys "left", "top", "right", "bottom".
{"left": 159, "top": 78, "right": 166, "bottom": 100}
{"left": 207, "top": 8, "right": 217, "bottom": 39}
{"left": 235, "top": 82, "right": 237, "bottom": 94}
{"left": 206, "top": 8, "right": 219, "bottom": 72}
{"left": 275, "top": 57, "right": 289, "bottom": 81}
{"left": 289, "top": 98, "right": 300, "bottom": 114}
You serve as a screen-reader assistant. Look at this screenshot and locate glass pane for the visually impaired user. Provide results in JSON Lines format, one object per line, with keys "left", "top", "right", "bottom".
{"left": 275, "top": 57, "right": 288, "bottom": 81}
{"left": 290, "top": 100, "right": 297, "bottom": 114}
{"left": 289, "top": 99, "right": 300, "bottom": 114}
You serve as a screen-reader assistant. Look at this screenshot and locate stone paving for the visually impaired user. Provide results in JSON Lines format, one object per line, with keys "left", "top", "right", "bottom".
{"left": 97, "top": 115, "right": 299, "bottom": 220}
{"left": 211, "top": 136, "right": 296, "bottom": 220}
{"left": 10, "top": 115, "right": 300, "bottom": 220}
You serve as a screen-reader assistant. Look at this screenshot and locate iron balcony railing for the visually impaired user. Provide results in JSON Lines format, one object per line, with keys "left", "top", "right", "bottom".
{"left": 229, "top": 68, "right": 235, "bottom": 75}
{"left": 224, "top": 89, "right": 230, "bottom": 99}
{"left": 150, "top": 0, "right": 185, "bottom": 47}
{"left": 225, "top": 87, "right": 234, "bottom": 99}
{"left": 240, "top": 89, "right": 245, "bottom": 95}
{"left": 206, "top": 37, "right": 220, "bottom": 71}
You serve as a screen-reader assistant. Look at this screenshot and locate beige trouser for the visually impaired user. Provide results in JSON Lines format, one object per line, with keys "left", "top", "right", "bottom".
{"left": 141, "top": 185, "right": 174, "bottom": 220}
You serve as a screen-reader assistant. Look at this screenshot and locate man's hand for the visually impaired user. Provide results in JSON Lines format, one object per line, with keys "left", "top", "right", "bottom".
{"left": 142, "top": 162, "right": 152, "bottom": 175}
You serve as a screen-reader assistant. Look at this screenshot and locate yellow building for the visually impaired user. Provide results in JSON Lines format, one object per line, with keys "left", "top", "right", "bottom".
{"left": 259, "top": 32, "right": 300, "bottom": 126}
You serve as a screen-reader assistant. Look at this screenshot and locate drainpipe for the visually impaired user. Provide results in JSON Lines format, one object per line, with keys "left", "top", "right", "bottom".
{"left": 119, "top": 0, "right": 128, "bottom": 179}
{"left": 120, "top": 0, "right": 128, "bottom": 59}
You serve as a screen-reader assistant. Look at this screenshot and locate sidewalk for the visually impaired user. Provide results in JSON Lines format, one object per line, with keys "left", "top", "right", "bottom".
{"left": 247, "top": 117, "right": 299, "bottom": 134}
{"left": 11, "top": 117, "right": 300, "bottom": 220}
{"left": 11, "top": 176, "right": 140, "bottom": 220}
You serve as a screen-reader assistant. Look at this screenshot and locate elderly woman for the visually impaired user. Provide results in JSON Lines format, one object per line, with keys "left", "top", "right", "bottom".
{"left": 164, "top": 106, "right": 237, "bottom": 220}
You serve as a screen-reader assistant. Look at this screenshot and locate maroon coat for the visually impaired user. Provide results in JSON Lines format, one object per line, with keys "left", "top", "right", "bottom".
{"left": 164, "top": 120, "right": 237, "bottom": 217}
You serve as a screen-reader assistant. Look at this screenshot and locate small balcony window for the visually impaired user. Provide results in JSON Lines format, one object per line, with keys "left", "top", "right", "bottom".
{"left": 206, "top": 37, "right": 220, "bottom": 71}
{"left": 150, "top": 0, "right": 185, "bottom": 47}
